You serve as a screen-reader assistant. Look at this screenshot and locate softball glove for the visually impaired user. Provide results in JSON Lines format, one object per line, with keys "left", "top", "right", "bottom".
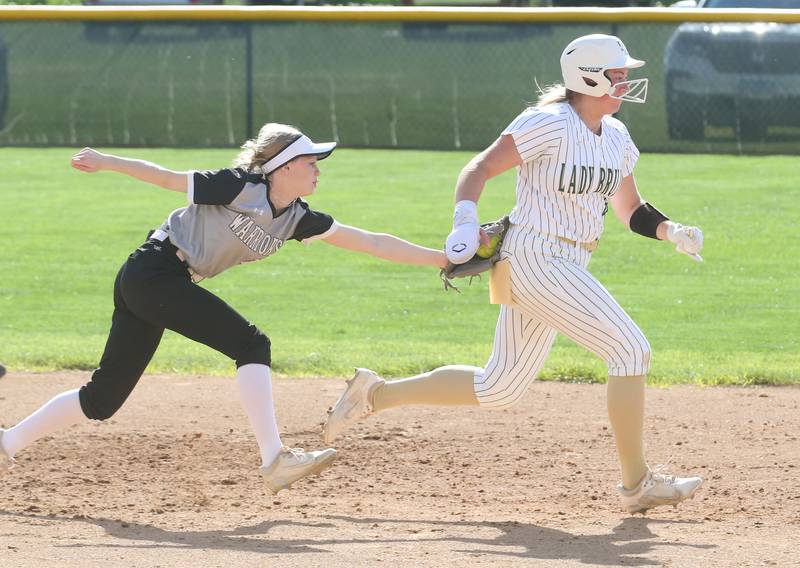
{"left": 440, "top": 215, "right": 510, "bottom": 292}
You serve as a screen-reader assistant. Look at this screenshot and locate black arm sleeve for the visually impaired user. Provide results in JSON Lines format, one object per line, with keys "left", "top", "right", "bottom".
{"left": 629, "top": 202, "right": 669, "bottom": 240}
{"left": 192, "top": 168, "right": 262, "bottom": 205}
{"left": 291, "top": 201, "right": 335, "bottom": 242}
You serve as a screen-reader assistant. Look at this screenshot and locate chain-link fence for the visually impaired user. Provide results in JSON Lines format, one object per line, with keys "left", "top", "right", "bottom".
{"left": 1, "top": 15, "right": 799, "bottom": 153}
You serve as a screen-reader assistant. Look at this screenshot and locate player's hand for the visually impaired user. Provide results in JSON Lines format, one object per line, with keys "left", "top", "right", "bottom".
{"left": 666, "top": 223, "right": 704, "bottom": 262}
{"left": 478, "top": 228, "right": 491, "bottom": 248}
{"left": 70, "top": 147, "right": 108, "bottom": 173}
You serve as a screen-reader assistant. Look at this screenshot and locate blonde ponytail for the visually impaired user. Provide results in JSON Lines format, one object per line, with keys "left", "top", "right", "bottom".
{"left": 233, "top": 123, "right": 303, "bottom": 174}
{"left": 535, "top": 83, "right": 575, "bottom": 108}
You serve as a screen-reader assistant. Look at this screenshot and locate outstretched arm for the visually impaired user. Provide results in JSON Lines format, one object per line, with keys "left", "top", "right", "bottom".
{"left": 321, "top": 224, "right": 447, "bottom": 269}
{"left": 70, "top": 147, "right": 188, "bottom": 193}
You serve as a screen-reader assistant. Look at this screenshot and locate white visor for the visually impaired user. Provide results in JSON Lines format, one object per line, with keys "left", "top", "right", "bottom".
{"left": 264, "top": 135, "right": 337, "bottom": 174}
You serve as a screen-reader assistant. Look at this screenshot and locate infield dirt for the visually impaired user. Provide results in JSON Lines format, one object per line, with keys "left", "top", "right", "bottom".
{"left": 0, "top": 372, "right": 798, "bottom": 567}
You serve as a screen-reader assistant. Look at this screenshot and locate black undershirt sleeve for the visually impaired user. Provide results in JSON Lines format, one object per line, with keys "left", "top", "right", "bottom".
{"left": 192, "top": 168, "right": 261, "bottom": 205}
{"left": 291, "top": 201, "right": 335, "bottom": 242}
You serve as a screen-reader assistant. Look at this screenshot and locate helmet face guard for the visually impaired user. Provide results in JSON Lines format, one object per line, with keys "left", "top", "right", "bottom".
{"left": 561, "top": 34, "right": 649, "bottom": 104}
{"left": 609, "top": 77, "right": 648, "bottom": 104}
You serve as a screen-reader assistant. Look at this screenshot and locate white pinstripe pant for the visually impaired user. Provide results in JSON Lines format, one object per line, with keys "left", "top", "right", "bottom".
{"left": 475, "top": 227, "right": 651, "bottom": 408}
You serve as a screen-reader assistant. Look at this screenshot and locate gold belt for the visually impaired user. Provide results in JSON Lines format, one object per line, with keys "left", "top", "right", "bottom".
{"left": 556, "top": 236, "right": 599, "bottom": 253}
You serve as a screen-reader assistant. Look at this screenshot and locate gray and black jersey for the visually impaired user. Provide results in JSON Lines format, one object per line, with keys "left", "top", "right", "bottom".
{"left": 160, "top": 168, "right": 336, "bottom": 279}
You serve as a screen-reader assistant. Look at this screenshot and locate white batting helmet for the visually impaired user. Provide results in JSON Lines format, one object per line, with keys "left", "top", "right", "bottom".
{"left": 560, "top": 34, "right": 648, "bottom": 104}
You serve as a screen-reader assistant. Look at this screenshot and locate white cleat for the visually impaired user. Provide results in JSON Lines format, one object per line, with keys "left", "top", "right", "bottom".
{"left": 0, "top": 429, "right": 16, "bottom": 476}
{"left": 323, "top": 368, "right": 385, "bottom": 445}
{"left": 260, "top": 446, "right": 337, "bottom": 494}
{"left": 618, "top": 468, "right": 703, "bottom": 514}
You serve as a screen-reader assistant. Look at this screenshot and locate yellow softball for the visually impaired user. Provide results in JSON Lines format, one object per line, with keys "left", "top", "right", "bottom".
{"left": 476, "top": 234, "right": 501, "bottom": 259}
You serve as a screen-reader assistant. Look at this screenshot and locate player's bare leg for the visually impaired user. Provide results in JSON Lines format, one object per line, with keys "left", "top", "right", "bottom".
{"left": 323, "top": 366, "right": 478, "bottom": 444}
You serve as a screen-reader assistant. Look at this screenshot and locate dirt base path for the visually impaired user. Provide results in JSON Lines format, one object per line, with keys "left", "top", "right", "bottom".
{"left": 1, "top": 372, "right": 798, "bottom": 567}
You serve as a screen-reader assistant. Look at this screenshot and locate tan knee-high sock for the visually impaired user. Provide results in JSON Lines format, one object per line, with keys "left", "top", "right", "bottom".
{"left": 371, "top": 365, "right": 479, "bottom": 412}
{"left": 606, "top": 375, "right": 649, "bottom": 490}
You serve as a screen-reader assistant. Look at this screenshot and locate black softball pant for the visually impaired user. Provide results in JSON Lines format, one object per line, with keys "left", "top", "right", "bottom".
{"left": 78, "top": 238, "right": 270, "bottom": 421}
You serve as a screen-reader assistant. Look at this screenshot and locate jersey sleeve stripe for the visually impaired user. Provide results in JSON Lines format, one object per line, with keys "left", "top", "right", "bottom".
{"left": 186, "top": 171, "right": 196, "bottom": 204}
{"left": 300, "top": 219, "right": 339, "bottom": 244}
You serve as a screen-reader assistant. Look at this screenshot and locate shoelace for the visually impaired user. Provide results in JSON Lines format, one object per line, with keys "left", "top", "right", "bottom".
{"left": 650, "top": 463, "right": 677, "bottom": 485}
{"left": 283, "top": 447, "right": 308, "bottom": 459}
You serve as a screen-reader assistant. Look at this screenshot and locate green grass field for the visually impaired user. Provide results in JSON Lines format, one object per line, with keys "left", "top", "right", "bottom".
{"left": 1, "top": 148, "right": 797, "bottom": 385}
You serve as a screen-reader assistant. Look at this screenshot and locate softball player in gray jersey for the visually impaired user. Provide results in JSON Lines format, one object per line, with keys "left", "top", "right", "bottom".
{"left": 325, "top": 35, "right": 705, "bottom": 515}
{"left": 0, "top": 123, "right": 446, "bottom": 494}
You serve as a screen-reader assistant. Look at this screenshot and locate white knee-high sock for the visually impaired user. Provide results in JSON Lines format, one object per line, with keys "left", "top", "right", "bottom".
{"left": 236, "top": 364, "right": 283, "bottom": 467}
{"left": 2, "top": 389, "right": 86, "bottom": 458}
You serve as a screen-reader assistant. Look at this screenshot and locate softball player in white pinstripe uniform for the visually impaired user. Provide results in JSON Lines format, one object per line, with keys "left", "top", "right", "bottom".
{"left": 325, "top": 35, "right": 705, "bottom": 514}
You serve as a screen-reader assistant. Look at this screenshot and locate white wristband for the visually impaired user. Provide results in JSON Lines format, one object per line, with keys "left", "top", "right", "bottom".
{"left": 453, "top": 200, "right": 478, "bottom": 228}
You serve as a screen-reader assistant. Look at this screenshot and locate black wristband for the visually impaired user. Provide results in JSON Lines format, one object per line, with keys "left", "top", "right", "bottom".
{"left": 629, "top": 202, "right": 669, "bottom": 240}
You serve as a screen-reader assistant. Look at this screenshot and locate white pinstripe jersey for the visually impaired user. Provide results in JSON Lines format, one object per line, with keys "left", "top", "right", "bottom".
{"left": 502, "top": 102, "right": 639, "bottom": 244}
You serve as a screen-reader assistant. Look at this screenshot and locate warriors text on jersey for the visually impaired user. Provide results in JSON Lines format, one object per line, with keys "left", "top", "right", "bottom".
{"left": 502, "top": 101, "right": 639, "bottom": 244}
{"left": 159, "top": 168, "right": 336, "bottom": 279}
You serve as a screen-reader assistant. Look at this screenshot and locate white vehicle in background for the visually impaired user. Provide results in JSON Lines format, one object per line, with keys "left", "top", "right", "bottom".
{"left": 664, "top": 0, "right": 800, "bottom": 140}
